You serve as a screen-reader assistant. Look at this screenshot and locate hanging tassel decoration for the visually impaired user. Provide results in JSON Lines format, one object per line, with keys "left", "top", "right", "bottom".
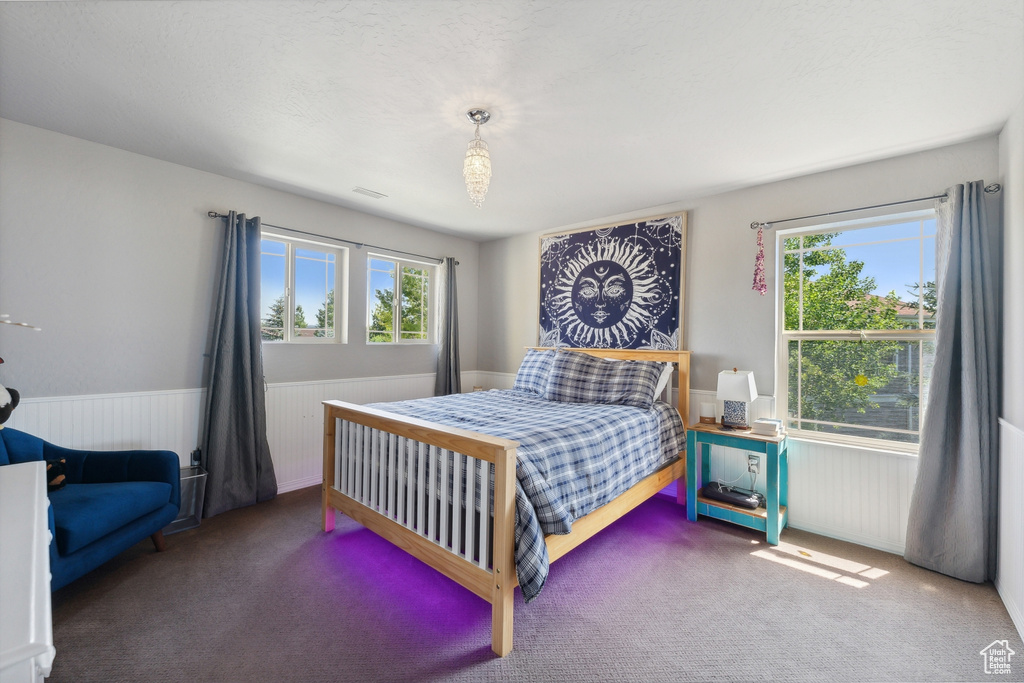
{"left": 752, "top": 224, "right": 767, "bottom": 296}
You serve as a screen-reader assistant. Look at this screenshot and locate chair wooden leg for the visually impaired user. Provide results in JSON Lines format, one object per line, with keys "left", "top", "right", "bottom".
{"left": 150, "top": 530, "right": 167, "bottom": 552}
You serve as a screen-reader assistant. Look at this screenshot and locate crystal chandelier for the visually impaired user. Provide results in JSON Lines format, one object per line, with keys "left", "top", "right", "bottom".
{"left": 463, "top": 109, "right": 491, "bottom": 208}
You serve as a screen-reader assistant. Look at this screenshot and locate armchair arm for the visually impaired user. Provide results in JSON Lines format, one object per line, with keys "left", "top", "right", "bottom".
{"left": 43, "top": 443, "right": 181, "bottom": 510}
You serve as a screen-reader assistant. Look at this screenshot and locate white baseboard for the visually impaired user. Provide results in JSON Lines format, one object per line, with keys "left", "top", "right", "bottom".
{"left": 785, "top": 521, "right": 906, "bottom": 555}
{"left": 277, "top": 475, "right": 322, "bottom": 495}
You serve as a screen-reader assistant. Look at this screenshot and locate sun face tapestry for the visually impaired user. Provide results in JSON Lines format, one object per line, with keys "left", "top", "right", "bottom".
{"left": 539, "top": 213, "right": 685, "bottom": 350}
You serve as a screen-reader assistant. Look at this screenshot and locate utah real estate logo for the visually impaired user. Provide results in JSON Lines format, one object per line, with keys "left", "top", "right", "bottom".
{"left": 980, "top": 640, "right": 1015, "bottom": 675}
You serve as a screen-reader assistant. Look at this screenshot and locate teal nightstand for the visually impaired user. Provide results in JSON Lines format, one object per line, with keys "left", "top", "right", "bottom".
{"left": 686, "top": 422, "right": 788, "bottom": 544}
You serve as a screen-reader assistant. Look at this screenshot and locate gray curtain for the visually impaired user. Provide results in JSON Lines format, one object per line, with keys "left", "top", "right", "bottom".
{"left": 202, "top": 212, "right": 277, "bottom": 518}
{"left": 904, "top": 181, "right": 1001, "bottom": 582}
{"left": 434, "top": 256, "right": 461, "bottom": 396}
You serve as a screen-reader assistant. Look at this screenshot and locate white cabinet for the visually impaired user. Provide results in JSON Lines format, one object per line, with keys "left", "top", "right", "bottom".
{"left": 0, "top": 461, "right": 55, "bottom": 683}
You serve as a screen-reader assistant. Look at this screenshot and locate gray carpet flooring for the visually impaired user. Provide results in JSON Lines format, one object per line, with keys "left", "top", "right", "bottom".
{"left": 48, "top": 486, "right": 1021, "bottom": 683}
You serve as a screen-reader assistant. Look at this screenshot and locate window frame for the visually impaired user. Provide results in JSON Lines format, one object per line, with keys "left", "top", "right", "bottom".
{"left": 365, "top": 253, "right": 437, "bottom": 345}
{"left": 260, "top": 231, "right": 348, "bottom": 344}
{"left": 774, "top": 209, "right": 938, "bottom": 454}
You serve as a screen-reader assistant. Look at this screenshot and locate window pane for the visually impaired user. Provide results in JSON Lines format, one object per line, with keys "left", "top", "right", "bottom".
{"left": 294, "top": 247, "right": 335, "bottom": 338}
{"left": 914, "top": 237, "right": 937, "bottom": 329}
{"left": 788, "top": 339, "right": 933, "bottom": 443}
{"left": 843, "top": 240, "right": 920, "bottom": 300}
{"left": 784, "top": 221, "right": 936, "bottom": 332}
{"left": 367, "top": 262, "right": 395, "bottom": 342}
{"left": 400, "top": 266, "right": 429, "bottom": 341}
{"left": 260, "top": 239, "right": 286, "bottom": 340}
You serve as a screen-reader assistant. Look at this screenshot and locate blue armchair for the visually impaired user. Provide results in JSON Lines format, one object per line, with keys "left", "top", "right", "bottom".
{"left": 0, "top": 427, "right": 180, "bottom": 590}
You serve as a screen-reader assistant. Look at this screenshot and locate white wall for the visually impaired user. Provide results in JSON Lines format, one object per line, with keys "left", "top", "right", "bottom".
{"left": 998, "top": 96, "right": 1024, "bottom": 638}
{"left": 0, "top": 119, "right": 480, "bottom": 398}
{"left": 477, "top": 136, "right": 1000, "bottom": 554}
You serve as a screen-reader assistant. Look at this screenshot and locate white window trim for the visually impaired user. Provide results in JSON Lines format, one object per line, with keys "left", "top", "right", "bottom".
{"left": 774, "top": 209, "right": 937, "bottom": 455}
{"left": 261, "top": 231, "right": 349, "bottom": 344}
{"left": 365, "top": 253, "right": 437, "bottom": 345}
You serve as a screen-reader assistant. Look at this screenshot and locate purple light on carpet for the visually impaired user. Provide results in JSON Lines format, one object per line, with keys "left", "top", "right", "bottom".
{"left": 318, "top": 496, "right": 691, "bottom": 638}
{"left": 322, "top": 526, "right": 488, "bottom": 637}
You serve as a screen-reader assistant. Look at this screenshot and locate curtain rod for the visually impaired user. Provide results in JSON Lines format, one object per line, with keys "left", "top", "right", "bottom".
{"left": 207, "top": 211, "right": 455, "bottom": 265}
{"left": 749, "top": 183, "right": 1002, "bottom": 230}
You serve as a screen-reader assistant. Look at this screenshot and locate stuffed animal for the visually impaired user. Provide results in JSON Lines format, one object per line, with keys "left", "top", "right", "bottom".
{"left": 46, "top": 457, "right": 66, "bottom": 491}
{"left": 0, "top": 356, "right": 19, "bottom": 428}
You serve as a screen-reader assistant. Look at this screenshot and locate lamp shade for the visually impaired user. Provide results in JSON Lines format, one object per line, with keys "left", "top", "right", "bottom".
{"left": 717, "top": 369, "right": 757, "bottom": 403}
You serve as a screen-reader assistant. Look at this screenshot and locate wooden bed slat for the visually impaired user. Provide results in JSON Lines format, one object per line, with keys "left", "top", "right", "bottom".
{"left": 427, "top": 445, "right": 438, "bottom": 542}
{"left": 452, "top": 452, "right": 463, "bottom": 555}
{"left": 416, "top": 442, "right": 426, "bottom": 535}
{"left": 478, "top": 462, "right": 490, "bottom": 570}
{"left": 465, "top": 457, "right": 476, "bottom": 562}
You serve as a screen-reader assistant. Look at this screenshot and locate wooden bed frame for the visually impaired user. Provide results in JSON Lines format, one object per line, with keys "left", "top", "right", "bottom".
{"left": 321, "top": 347, "right": 690, "bottom": 656}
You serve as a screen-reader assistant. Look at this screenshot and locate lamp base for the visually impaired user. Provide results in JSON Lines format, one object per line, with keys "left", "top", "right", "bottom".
{"left": 722, "top": 400, "right": 750, "bottom": 429}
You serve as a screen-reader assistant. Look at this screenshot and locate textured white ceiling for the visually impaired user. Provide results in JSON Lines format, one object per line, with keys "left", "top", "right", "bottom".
{"left": 1, "top": 1, "right": 1021, "bottom": 240}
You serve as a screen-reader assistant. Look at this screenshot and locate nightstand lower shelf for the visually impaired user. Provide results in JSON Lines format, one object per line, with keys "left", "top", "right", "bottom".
{"left": 695, "top": 494, "right": 788, "bottom": 536}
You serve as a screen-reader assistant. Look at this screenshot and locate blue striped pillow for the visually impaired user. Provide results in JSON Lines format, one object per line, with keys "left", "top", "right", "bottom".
{"left": 544, "top": 351, "right": 663, "bottom": 409}
{"left": 513, "top": 349, "right": 556, "bottom": 395}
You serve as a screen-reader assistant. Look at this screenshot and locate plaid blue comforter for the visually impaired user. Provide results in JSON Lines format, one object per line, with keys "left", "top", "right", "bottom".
{"left": 366, "top": 389, "right": 684, "bottom": 603}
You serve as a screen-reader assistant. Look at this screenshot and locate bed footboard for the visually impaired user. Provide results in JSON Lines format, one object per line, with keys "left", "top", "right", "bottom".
{"left": 321, "top": 399, "right": 519, "bottom": 656}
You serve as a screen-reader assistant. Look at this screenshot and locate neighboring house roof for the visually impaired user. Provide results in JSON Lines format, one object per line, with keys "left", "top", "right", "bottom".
{"left": 850, "top": 294, "right": 933, "bottom": 320}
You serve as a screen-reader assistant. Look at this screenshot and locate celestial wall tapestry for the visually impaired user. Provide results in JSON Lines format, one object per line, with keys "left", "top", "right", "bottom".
{"left": 539, "top": 213, "right": 686, "bottom": 350}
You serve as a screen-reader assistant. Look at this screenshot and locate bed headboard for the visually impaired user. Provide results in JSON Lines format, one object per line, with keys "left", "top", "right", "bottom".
{"left": 530, "top": 347, "right": 691, "bottom": 426}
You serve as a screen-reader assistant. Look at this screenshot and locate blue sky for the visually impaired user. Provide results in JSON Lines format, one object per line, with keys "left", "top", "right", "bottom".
{"left": 260, "top": 240, "right": 335, "bottom": 326}
{"left": 798, "top": 219, "right": 936, "bottom": 302}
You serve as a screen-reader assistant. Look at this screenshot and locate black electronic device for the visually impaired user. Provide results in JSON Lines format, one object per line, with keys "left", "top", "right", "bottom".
{"left": 701, "top": 483, "right": 763, "bottom": 509}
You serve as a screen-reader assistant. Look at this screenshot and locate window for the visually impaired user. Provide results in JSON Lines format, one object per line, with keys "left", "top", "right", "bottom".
{"left": 366, "top": 255, "right": 434, "bottom": 343}
{"left": 778, "top": 210, "right": 937, "bottom": 449}
{"left": 260, "top": 235, "right": 347, "bottom": 342}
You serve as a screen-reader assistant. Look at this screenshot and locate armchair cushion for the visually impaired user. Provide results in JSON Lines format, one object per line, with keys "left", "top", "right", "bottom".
{"left": 50, "top": 481, "right": 173, "bottom": 555}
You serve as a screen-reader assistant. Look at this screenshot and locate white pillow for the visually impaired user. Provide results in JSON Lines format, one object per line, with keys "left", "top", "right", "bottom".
{"left": 654, "top": 362, "right": 674, "bottom": 399}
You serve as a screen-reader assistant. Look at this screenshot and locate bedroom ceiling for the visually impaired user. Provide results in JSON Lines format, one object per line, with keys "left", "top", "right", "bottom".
{"left": 0, "top": 1, "right": 1021, "bottom": 241}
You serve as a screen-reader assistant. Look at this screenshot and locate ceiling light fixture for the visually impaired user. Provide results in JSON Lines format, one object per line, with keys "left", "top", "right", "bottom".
{"left": 463, "top": 109, "right": 491, "bottom": 208}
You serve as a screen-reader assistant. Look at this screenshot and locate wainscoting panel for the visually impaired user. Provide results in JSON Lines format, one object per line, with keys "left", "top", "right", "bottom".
{"left": 264, "top": 373, "right": 436, "bottom": 492}
{"left": 6, "top": 376, "right": 921, "bottom": 555}
{"left": 998, "top": 418, "right": 1024, "bottom": 639}
{"left": 6, "top": 389, "right": 205, "bottom": 465}
{"left": 784, "top": 440, "right": 917, "bottom": 554}
{"left": 6, "top": 373, "right": 443, "bottom": 494}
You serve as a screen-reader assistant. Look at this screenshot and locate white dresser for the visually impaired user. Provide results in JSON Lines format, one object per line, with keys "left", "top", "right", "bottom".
{"left": 0, "top": 461, "right": 55, "bottom": 683}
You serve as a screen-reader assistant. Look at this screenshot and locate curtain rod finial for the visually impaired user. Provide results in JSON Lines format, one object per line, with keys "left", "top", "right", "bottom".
{"left": 750, "top": 221, "right": 769, "bottom": 230}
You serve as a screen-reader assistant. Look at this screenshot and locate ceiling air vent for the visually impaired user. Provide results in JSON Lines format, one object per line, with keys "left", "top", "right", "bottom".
{"left": 352, "top": 186, "right": 387, "bottom": 199}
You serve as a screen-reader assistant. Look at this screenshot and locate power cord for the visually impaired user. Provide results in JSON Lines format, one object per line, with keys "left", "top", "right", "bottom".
{"left": 714, "top": 466, "right": 766, "bottom": 507}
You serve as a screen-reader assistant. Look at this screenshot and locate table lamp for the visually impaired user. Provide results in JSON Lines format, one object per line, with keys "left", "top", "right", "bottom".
{"left": 717, "top": 368, "right": 757, "bottom": 429}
